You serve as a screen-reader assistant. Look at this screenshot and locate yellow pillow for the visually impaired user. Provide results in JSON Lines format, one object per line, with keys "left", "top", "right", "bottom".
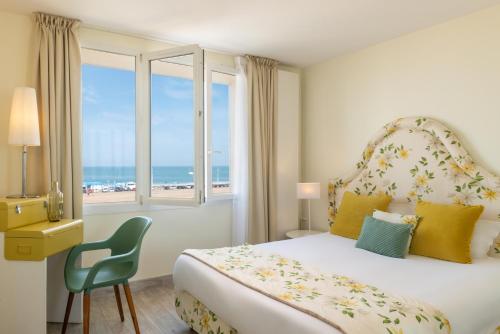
{"left": 330, "top": 191, "right": 392, "bottom": 239}
{"left": 410, "top": 201, "right": 484, "bottom": 264}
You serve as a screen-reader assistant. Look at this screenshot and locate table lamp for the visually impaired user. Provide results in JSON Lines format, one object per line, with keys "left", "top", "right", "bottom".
{"left": 7, "top": 87, "right": 40, "bottom": 198}
{"left": 297, "top": 182, "right": 320, "bottom": 231}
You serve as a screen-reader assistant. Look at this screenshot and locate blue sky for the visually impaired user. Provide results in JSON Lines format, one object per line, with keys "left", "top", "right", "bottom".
{"left": 82, "top": 64, "right": 230, "bottom": 167}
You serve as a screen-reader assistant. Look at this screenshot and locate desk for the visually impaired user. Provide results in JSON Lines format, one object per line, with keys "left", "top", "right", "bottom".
{"left": 0, "top": 198, "right": 83, "bottom": 334}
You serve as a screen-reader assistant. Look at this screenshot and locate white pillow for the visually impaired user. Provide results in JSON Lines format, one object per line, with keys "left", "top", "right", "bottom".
{"left": 471, "top": 220, "right": 500, "bottom": 259}
{"left": 372, "top": 210, "right": 420, "bottom": 253}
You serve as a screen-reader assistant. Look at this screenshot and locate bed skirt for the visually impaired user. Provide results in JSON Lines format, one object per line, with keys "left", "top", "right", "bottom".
{"left": 175, "top": 290, "right": 238, "bottom": 334}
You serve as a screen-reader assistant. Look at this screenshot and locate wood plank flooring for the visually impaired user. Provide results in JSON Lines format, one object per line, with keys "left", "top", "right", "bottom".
{"left": 47, "top": 276, "right": 195, "bottom": 334}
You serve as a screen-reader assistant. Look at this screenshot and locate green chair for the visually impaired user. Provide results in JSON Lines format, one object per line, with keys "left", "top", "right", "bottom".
{"left": 61, "top": 216, "right": 152, "bottom": 334}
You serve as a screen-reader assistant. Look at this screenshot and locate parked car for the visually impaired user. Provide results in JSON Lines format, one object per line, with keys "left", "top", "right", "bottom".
{"left": 102, "top": 185, "right": 114, "bottom": 192}
{"left": 126, "top": 182, "right": 136, "bottom": 191}
{"left": 114, "top": 185, "right": 126, "bottom": 192}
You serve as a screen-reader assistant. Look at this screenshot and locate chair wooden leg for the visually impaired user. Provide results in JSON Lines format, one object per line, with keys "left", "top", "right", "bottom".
{"left": 83, "top": 291, "right": 91, "bottom": 334}
{"left": 61, "top": 292, "right": 74, "bottom": 334}
{"left": 113, "top": 285, "right": 125, "bottom": 321}
{"left": 123, "top": 283, "right": 140, "bottom": 334}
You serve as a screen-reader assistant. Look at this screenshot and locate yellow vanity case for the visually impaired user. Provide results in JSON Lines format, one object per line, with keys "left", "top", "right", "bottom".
{"left": 5, "top": 219, "right": 83, "bottom": 261}
{"left": 0, "top": 197, "right": 48, "bottom": 231}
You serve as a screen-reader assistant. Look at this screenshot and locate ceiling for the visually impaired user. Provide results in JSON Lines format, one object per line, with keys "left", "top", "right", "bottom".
{"left": 2, "top": 0, "right": 500, "bottom": 67}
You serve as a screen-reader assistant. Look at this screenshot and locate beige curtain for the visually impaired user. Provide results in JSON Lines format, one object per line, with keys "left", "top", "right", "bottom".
{"left": 33, "top": 13, "right": 82, "bottom": 219}
{"left": 246, "top": 55, "right": 279, "bottom": 243}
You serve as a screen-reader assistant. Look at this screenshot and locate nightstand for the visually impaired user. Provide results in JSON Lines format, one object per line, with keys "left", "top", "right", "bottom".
{"left": 285, "top": 229, "right": 322, "bottom": 239}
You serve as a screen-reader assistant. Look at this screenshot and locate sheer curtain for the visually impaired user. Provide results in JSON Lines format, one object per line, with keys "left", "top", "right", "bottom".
{"left": 232, "top": 56, "right": 249, "bottom": 245}
{"left": 33, "top": 12, "right": 83, "bottom": 218}
{"left": 232, "top": 55, "right": 279, "bottom": 245}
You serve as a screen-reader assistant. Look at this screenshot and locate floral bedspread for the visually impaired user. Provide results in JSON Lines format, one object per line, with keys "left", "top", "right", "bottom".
{"left": 183, "top": 245, "right": 451, "bottom": 334}
{"left": 175, "top": 290, "right": 237, "bottom": 334}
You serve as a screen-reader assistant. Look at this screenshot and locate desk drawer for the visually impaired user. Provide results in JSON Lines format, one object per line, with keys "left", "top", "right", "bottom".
{"left": 5, "top": 219, "right": 83, "bottom": 261}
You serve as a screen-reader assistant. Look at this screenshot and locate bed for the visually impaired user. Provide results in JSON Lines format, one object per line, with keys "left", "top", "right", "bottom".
{"left": 173, "top": 117, "right": 500, "bottom": 334}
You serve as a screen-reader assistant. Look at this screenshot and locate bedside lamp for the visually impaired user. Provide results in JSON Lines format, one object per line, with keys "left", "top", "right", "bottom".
{"left": 7, "top": 87, "right": 40, "bottom": 198}
{"left": 297, "top": 182, "right": 320, "bottom": 231}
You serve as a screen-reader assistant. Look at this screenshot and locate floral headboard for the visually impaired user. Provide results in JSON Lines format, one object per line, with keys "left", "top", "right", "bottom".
{"left": 328, "top": 117, "right": 500, "bottom": 225}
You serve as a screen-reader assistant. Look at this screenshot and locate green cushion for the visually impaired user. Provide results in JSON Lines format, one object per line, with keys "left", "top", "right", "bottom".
{"left": 355, "top": 216, "right": 413, "bottom": 258}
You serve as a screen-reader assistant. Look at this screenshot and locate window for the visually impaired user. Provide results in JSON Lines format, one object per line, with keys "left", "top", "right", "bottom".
{"left": 150, "top": 54, "right": 196, "bottom": 199}
{"left": 144, "top": 46, "right": 204, "bottom": 205}
{"left": 207, "top": 69, "right": 235, "bottom": 196}
{"left": 81, "top": 49, "right": 136, "bottom": 205}
{"left": 82, "top": 45, "right": 235, "bottom": 210}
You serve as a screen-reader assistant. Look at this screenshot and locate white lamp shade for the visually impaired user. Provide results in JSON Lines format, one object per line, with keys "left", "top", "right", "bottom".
{"left": 297, "top": 182, "right": 320, "bottom": 199}
{"left": 8, "top": 87, "right": 40, "bottom": 146}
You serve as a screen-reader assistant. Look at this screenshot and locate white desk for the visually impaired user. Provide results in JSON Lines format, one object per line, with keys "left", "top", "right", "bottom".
{"left": 0, "top": 233, "right": 82, "bottom": 333}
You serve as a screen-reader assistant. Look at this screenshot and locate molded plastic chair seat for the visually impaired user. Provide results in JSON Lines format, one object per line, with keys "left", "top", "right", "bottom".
{"left": 65, "top": 262, "right": 134, "bottom": 292}
{"left": 62, "top": 216, "right": 152, "bottom": 334}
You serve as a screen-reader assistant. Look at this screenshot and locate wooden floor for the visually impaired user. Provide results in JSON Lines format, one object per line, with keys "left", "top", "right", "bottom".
{"left": 47, "top": 276, "right": 195, "bottom": 334}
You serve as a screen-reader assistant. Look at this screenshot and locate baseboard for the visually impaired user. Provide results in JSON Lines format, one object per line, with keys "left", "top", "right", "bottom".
{"left": 92, "top": 274, "right": 173, "bottom": 297}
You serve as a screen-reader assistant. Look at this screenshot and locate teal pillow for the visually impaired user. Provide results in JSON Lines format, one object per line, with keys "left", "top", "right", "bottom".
{"left": 355, "top": 216, "right": 413, "bottom": 258}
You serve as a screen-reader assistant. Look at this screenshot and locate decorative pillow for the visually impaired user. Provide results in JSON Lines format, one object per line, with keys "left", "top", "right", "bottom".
{"left": 355, "top": 216, "right": 413, "bottom": 258}
{"left": 410, "top": 201, "right": 484, "bottom": 264}
{"left": 471, "top": 220, "right": 500, "bottom": 259}
{"left": 372, "top": 210, "right": 420, "bottom": 253}
{"left": 331, "top": 191, "right": 392, "bottom": 239}
{"left": 373, "top": 210, "right": 420, "bottom": 227}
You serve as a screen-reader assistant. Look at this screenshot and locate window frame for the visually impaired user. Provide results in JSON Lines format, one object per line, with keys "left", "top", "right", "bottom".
{"left": 80, "top": 45, "right": 143, "bottom": 215}
{"left": 141, "top": 45, "right": 205, "bottom": 207}
{"left": 205, "top": 64, "right": 236, "bottom": 200}
{"left": 80, "top": 42, "right": 234, "bottom": 216}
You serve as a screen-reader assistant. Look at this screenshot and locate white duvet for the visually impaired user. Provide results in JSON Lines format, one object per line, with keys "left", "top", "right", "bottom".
{"left": 173, "top": 233, "right": 500, "bottom": 334}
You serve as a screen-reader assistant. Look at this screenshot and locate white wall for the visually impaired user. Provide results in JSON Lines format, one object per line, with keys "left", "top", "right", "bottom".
{"left": 276, "top": 70, "right": 301, "bottom": 238}
{"left": 302, "top": 4, "right": 500, "bottom": 231}
{"left": 83, "top": 201, "right": 232, "bottom": 280}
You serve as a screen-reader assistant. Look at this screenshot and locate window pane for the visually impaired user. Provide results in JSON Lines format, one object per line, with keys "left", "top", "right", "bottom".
{"left": 210, "top": 71, "right": 234, "bottom": 194}
{"left": 81, "top": 49, "right": 136, "bottom": 204}
{"left": 151, "top": 54, "right": 195, "bottom": 199}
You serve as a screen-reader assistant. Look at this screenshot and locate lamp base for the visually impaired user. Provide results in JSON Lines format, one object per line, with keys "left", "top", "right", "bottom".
{"left": 6, "top": 194, "right": 40, "bottom": 199}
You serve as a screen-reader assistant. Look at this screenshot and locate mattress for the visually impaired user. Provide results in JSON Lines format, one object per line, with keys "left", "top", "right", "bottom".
{"left": 173, "top": 233, "right": 500, "bottom": 334}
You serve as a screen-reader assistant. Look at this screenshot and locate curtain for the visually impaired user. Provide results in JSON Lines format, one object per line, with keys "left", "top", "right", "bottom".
{"left": 232, "top": 57, "right": 250, "bottom": 245}
{"left": 33, "top": 12, "right": 82, "bottom": 219}
{"left": 246, "top": 55, "right": 279, "bottom": 244}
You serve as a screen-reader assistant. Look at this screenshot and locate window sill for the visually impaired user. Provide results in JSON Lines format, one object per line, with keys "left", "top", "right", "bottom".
{"left": 83, "top": 195, "right": 234, "bottom": 216}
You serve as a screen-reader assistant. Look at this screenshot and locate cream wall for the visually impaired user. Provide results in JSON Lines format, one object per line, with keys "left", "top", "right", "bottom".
{"left": 302, "top": 5, "right": 500, "bottom": 231}
{"left": 0, "top": 11, "right": 33, "bottom": 196}
{"left": 0, "top": 11, "right": 234, "bottom": 280}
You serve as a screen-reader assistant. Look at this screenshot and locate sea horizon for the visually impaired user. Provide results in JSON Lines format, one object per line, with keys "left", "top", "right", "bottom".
{"left": 83, "top": 165, "right": 229, "bottom": 186}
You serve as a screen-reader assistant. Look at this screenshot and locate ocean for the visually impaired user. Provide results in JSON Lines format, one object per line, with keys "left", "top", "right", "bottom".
{"left": 83, "top": 166, "right": 229, "bottom": 186}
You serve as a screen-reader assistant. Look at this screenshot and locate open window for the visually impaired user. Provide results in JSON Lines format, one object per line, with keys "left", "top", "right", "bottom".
{"left": 141, "top": 45, "right": 205, "bottom": 206}
{"left": 206, "top": 66, "right": 236, "bottom": 198}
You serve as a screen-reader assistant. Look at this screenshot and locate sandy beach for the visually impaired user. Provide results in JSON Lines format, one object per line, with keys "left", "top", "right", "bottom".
{"left": 83, "top": 187, "right": 230, "bottom": 204}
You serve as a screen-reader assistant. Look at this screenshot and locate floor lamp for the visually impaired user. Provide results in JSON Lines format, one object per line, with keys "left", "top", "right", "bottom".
{"left": 7, "top": 87, "right": 40, "bottom": 198}
{"left": 297, "top": 183, "right": 320, "bottom": 231}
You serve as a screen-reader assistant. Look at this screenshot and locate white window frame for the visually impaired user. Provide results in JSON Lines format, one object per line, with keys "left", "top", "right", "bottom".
{"left": 141, "top": 45, "right": 205, "bottom": 207}
{"left": 205, "top": 65, "right": 236, "bottom": 200}
{"left": 80, "top": 43, "right": 235, "bottom": 215}
{"left": 80, "top": 45, "right": 144, "bottom": 215}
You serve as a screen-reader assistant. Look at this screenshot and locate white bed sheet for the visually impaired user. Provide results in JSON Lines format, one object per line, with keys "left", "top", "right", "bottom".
{"left": 173, "top": 233, "right": 500, "bottom": 334}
